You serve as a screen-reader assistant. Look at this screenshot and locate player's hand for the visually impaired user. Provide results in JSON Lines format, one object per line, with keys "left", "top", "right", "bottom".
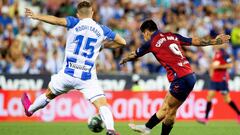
{"left": 120, "top": 51, "right": 138, "bottom": 65}
{"left": 211, "top": 61, "right": 220, "bottom": 69}
{"left": 215, "top": 34, "right": 231, "bottom": 45}
{"left": 119, "top": 58, "right": 128, "bottom": 65}
{"left": 25, "top": 8, "right": 36, "bottom": 19}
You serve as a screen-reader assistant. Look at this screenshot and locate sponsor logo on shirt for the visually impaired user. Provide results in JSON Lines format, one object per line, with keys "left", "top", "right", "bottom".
{"left": 177, "top": 60, "right": 189, "bottom": 67}
{"left": 69, "top": 62, "right": 90, "bottom": 72}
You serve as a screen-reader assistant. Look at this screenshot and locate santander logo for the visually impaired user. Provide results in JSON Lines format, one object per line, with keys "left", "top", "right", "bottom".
{"left": 0, "top": 91, "right": 224, "bottom": 122}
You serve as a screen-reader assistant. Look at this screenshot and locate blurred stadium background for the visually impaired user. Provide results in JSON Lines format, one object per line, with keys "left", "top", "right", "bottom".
{"left": 0, "top": 0, "right": 240, "bottom": 135}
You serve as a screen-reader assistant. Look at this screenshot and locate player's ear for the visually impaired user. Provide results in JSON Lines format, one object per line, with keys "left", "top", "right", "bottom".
{"left": 147, "top": 30, "right": 151, "bottom": 36}
{"left": 146, "top": 30, "right": 152, "bottom": 39}
{"left": 76, "top": 13, "right": 80, "bottom": 18}
{"left": 91, "top": 11, "right": 94, "bottom": 16}
{"left": 91, "top": 10, "right": 94, "bottom": 17}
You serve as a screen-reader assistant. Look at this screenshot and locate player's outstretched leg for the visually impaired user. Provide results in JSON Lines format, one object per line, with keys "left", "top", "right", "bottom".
{"left": 129, "top": 94, "right": 169, "bottom": 135}
{"left": 128, "top": 96, "right": 169, "bottom": 134}
{"left": 21, "top": 88, "right": 56, "bottom": 117}
{"left": 197, "top": 91, "right": 215, "bottom": 124}
{"left": 93, "top": 97, "right": 119, "bottom": 135}
{"left": 223, "top": 93, "right": 240, "bottom": 123}
{"left": 128, "top": 109, "right": 166, "bottom": 135}
{"left": 129, "top": 92, "right": 182, "bottom": 135}
{"left": 128, "top": 109, "right": 165, "bottom": 135}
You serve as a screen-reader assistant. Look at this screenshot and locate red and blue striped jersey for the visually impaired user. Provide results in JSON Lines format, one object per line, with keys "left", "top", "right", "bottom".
{"left": 136, "top": 31, "right": 193, "bottom": 82}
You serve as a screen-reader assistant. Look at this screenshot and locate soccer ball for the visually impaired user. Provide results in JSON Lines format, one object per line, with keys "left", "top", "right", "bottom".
{"left": 88, "top": 114, "right": 105, "bottom": 133}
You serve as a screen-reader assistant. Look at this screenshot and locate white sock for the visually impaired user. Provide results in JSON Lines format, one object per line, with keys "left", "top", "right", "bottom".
{"left": 99, "top": 106, "right": 115, "bottom": 130}
{"left": 28, "top": 93, "right": 51, "bottom": 113}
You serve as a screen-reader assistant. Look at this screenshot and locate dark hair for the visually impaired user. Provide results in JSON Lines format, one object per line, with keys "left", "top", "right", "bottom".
{"left": 0, "top": 49, "right": 8, "bottom": 58}
{"left": 140, "top": 20, "right": 158, "bottom": 32}
{"left": 77, "top": 1, "right": 92, "bottom": 10}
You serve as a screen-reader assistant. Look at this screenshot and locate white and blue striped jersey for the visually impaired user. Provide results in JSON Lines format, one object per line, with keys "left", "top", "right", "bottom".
{"left": 61, "top": 16, "right": 116, "bottom": 80}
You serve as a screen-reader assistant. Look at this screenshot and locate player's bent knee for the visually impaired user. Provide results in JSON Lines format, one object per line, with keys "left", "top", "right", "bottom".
{"left": 93, "top": 97, "right": 108, "bottom": 109}
{"left": 207, "top": 94, "right": 215, "bottom": 101}
{"left": 223, "top": 95, "right": 231, "bottom": 103}
{"left": 223, "top": 99, "right": 230, "bottom": 103}
{"left": 46, "top": 88, "right": 57, "bottom": 99}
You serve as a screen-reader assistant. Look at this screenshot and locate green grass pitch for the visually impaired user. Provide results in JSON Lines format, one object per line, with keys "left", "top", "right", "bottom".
{"left": 0, "top": 121, "right": 239, "bottom": 135}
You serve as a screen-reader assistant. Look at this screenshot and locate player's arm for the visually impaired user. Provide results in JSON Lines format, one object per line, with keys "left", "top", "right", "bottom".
{"left": 120, "top": 51, "right": 138, "bottom": 65}
{"left": 120, "top": 41, "right": 150, "bottom": 65}
{"left": 101, "top": 25, "right": 126, "bottom": 48}
{"left": 213, "top": 63, "right": 233, "bottom": 69}
{"left": 113, "top": 34, "right": 127, "bottom": 47}
{"left": 211, "top": 54, "right": 233, "bottom": 70}
{"left": 209, "top": 65, "right": 214, "bottom": 77}
{"left": 175, "top": 33, "right": 230, "bottom": 46}
{"left": 25, "top": 8, "right": 67, "bottom": 27}
{"left": 104, "top": 34, "right": 126, "bottom": 48}
{"left": 211, "top": 59, "right": 233, "bottom": 70}
{"left": 191, "top": 34, "right": 231, "bottom": 46}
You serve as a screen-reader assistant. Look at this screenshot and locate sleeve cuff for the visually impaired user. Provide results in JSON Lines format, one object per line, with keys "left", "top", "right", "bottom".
{"left": 135, "top": 49, "right": 140, "bottom": 57}
{"left": 65, "top": 17, "right": 71, "bottom": 28}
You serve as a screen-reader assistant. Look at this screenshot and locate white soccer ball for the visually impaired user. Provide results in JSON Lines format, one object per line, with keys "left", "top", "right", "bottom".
{"left": 87, "top": 114, "right": 105, "bottom": 133}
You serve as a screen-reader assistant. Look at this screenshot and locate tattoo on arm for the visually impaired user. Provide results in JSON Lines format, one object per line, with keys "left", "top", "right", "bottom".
{"left": 200, "top": 39, "right": 211, "bottom": 46}
{"left": 200, "top": 38, "right": 223, "bottom": 46}
{"left": 192, "top": 34, "right": 229, "bottom": 47}
{"left": 216, "top": 38, "right": 223, "bottom": 45}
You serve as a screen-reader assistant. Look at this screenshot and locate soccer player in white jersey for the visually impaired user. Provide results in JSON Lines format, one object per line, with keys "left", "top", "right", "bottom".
{"left": 21, "top": 1, "right": 126, "bottom": 135}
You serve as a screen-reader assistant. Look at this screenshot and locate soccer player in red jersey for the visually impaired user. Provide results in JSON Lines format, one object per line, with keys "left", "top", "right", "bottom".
{"left": 197, "top": 44, "right": 240, "bottom": 124}
{"left": 120, "top": 20, "right": 230, "bottom": 135}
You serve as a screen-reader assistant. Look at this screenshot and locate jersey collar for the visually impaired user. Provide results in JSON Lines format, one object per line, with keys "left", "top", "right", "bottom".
{"left": 151, "top": 30, "right": 160, "bottom": 40}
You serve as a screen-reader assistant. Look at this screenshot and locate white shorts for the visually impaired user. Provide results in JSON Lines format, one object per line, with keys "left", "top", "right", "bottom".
{"left": 48, "top": 71, "right": 105, "bottom": 102}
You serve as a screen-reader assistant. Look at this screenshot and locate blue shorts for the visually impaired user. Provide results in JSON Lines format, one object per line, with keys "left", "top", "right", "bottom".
{"left": 169, "top": 73, "right": 196, "bottom": 101}
{"left": 209, "top": 81, "right": 229, "bottom": 94}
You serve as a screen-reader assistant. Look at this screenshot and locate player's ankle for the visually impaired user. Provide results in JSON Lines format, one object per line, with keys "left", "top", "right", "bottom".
{"left": 106, "top": 130, "right": 119, "bottom": 135}
{"left": 144, "top": 125, "right": 151, "bottom": 131}
{"left": 145, "top": 113, "right": 161, "bottom": 129}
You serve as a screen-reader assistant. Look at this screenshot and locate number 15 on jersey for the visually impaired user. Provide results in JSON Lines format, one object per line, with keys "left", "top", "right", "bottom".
{"left": 65, "top": 35, "right": 97, "bottom": 80}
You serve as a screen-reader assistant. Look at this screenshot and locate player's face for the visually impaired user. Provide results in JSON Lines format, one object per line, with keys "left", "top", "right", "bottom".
{"left": 142, "top": 30, "right": 151, "bottom": 41}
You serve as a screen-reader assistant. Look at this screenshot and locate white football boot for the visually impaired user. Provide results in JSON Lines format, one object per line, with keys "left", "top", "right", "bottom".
{"left": 129, "top": 123, "right": 151, "bottom": 135}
